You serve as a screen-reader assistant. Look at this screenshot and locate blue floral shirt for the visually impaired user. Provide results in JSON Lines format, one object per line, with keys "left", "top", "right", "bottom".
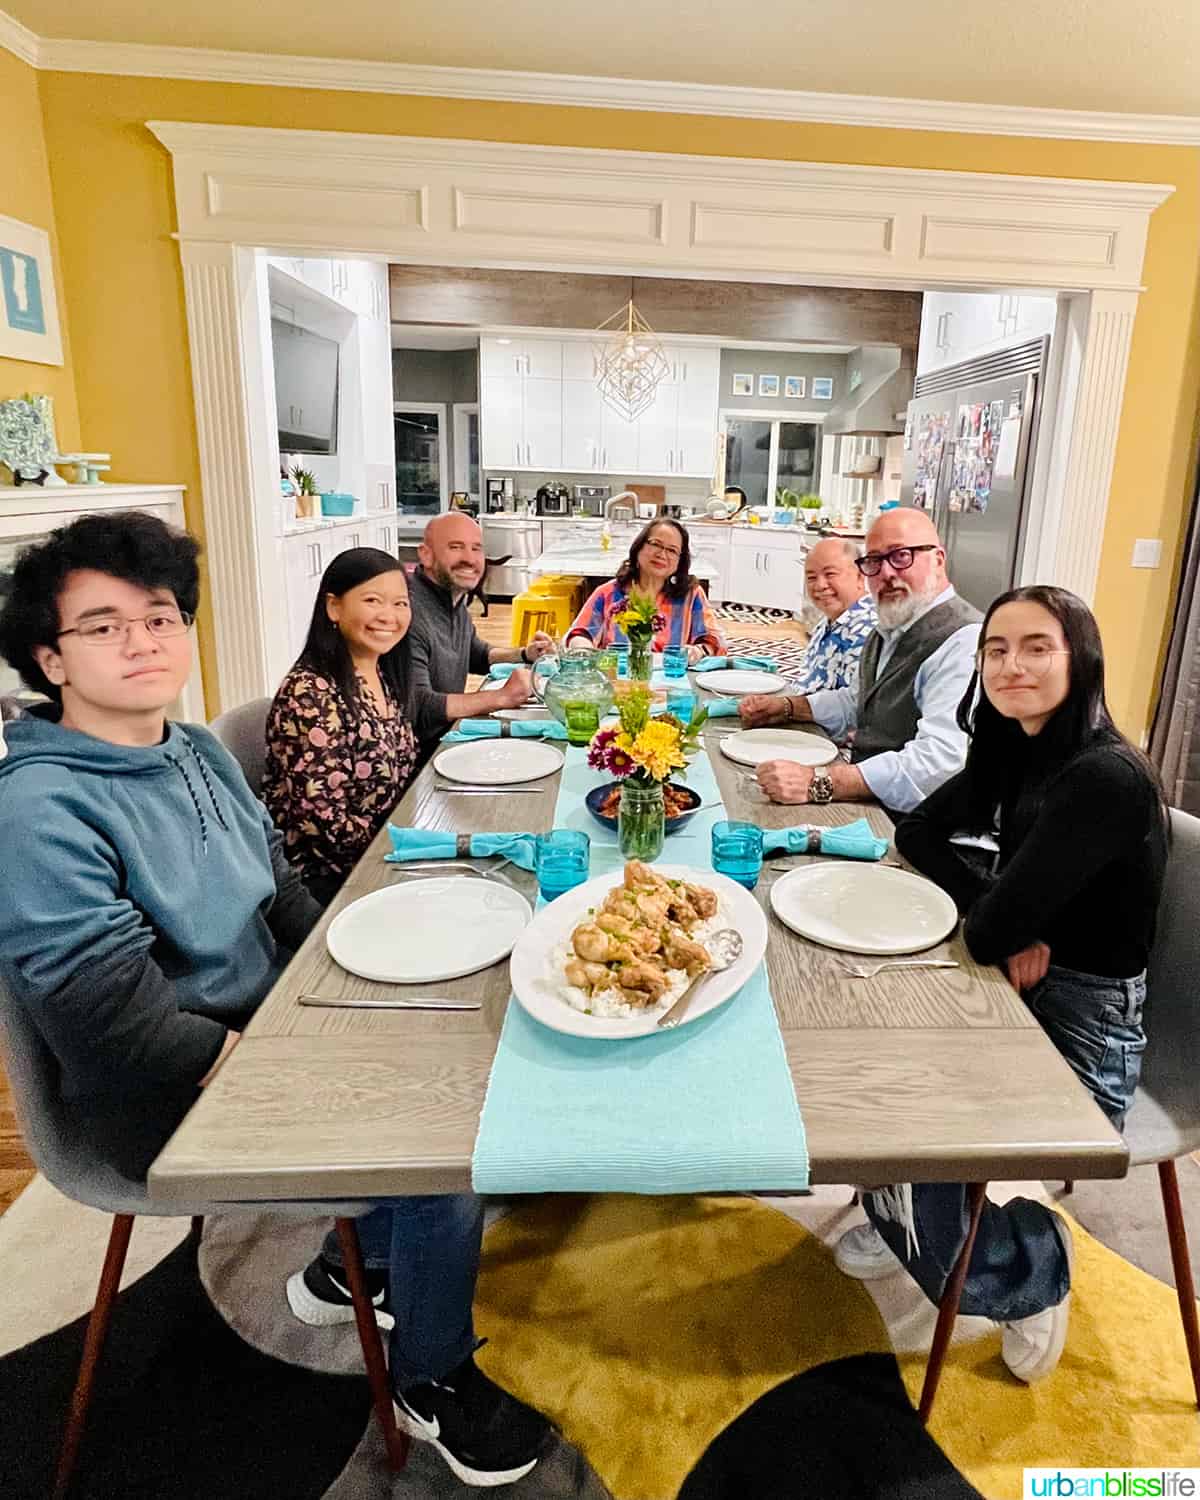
{"left": 791, "top": 594, "right": 878, "bottom": 695}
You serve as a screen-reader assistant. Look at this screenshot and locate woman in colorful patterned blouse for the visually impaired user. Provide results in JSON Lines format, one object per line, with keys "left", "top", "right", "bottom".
{"left": 265, "top": 547, "right": 418, "bottom": 907}
{"left": 564, "top": 520, "right": 726, "bottom": 661}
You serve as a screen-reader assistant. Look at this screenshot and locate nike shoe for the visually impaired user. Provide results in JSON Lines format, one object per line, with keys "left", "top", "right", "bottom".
{"left": 394, "top": 1350, "right": 551, "bottom": 1488}
{"left": 286, "top": 1254, "right": 394, "bottom": 1331}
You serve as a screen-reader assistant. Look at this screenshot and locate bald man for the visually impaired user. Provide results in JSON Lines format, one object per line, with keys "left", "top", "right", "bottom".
{"left": 791, "top": 538, "right": 877, "bottom": 696}
{"left": 740, "top": 508, "right": 982, "bottom": 816}
{"left": 407, "top": 513, "right": 555, "bottom": 751}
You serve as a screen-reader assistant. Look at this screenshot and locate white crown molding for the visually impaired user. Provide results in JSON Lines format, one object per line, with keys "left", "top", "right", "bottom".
{"left": 7, "top": 28, "right": 1195, "bottom": 148}
{"left": 0, "top": 7, "right": 39, "bottom": 65}
{"left": 147, "top": 121, "right": 1176, "bottom": 221}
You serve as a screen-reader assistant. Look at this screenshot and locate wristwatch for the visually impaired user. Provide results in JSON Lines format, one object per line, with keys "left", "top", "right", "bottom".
{"left": 808, "top": 770, "right": 835, "bottom": 805}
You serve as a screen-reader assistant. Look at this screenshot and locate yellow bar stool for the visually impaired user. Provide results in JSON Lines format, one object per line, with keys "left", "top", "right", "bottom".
{"left": 530, "top": 574, "right": 586, "bottom": 614}
{"left": 510, "top": 589, "right": 575, "bottom": 645}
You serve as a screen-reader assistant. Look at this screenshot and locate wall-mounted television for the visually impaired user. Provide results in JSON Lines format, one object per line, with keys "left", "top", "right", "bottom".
{"left": 272, "top": 318, "right": 339, "bottom": 456}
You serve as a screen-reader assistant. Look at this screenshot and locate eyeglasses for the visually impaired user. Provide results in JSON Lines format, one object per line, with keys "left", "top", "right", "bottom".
{"left": 58, "top": 608, "right": 194, "bottom": 647}
{"left": 976, "top": 644, "right": 1070, "bottom": 677}
{"left": 643, "top": 538, "right": 681, "bottom": 560}
{"left": 854, "top": 544, "right": 938, "bottom": 578}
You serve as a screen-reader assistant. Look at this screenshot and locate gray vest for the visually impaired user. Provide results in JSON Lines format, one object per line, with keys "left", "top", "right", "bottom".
{"left": 850, "top": 594, "right": 982, "bottom": 764}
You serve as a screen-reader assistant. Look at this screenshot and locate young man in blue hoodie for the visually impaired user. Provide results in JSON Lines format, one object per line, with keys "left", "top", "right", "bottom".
{"left": 0, "top": 511, "right": 549, "bottom": 1487}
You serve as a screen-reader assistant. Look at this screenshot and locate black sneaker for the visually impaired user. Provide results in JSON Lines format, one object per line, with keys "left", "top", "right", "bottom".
{"left": 286, "top": 1254, "right": 394, "bottom": 1331}
{"left": 394, "top": 1351, "right": 551, "bottom": 1487}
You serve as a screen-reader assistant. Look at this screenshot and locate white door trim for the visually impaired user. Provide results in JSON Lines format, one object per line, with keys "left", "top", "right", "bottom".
{"left": 452, "top": 401, "right": 479, "bottom": 500}
{"left": 147, "top": 121, "right": 1173, "bottom": 708}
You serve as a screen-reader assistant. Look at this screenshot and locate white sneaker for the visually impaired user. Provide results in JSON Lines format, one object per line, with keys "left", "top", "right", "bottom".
{"left": 1001, "top": 1214, "right": 1074, "bottom": 1383}
{"left": 834, "top": 1221, "right": 903, "bottom": 1280}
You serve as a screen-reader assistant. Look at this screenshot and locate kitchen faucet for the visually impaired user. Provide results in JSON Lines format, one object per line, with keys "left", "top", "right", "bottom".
{"left": 604, "top": 489, "right": 638, "bottom": 519}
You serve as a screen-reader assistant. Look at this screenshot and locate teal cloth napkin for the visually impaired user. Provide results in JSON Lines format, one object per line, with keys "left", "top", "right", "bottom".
{"left": 692, "top": 654, "right": 778, "bottom": 673}
{"left": 442, "top": 719, "right": 568, "bottom": 742}
{"left": 473, "top": 964, "right": 809, "bottom": 1194}
{"left": 487, "top": 661, "right": 528, "bottom": 680}
{"left": 699, "top": 697, "right": 740, "bottom": 718}
{"left": 385, "top": 826, "right": 538, "bottom": 871}
{"left": 761, "top": 819, "right": 888, "bottom": 862}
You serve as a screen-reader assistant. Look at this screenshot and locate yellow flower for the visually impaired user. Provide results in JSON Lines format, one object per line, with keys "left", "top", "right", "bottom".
{"left": 631, "top": 720, "right": 686, "bottom": 781}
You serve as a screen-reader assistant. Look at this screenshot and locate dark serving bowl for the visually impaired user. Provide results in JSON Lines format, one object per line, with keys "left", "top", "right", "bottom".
{"left": 584, "top": 781, "right": 703, "bottom": 835}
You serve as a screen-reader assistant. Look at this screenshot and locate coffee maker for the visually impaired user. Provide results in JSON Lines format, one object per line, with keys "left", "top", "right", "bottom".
{"left": 534, "top": 482, "right": 570, "bottom": 517}
{"left": 484, "top": 477, "right": 513, "bottom": 513}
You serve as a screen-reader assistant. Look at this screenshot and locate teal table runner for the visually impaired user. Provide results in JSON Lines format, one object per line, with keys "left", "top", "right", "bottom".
{"left": 471, "top": 741, "right": 810, "bottom": 1194}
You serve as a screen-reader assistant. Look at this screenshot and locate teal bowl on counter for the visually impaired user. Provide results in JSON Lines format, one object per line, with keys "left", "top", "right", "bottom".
{"left": 319, "top": 492, "right": 356, "bottom": 517}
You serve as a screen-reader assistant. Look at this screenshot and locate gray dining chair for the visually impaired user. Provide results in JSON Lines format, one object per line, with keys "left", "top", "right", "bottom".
{"left": 1122, "top": 806, "right": 1200, "bottom": 1407}
{"left": 0, "top": 979, "right": 410, "bottom": 1497}
{"left": 209, "top": 696, "right": 272, "bottom": 796}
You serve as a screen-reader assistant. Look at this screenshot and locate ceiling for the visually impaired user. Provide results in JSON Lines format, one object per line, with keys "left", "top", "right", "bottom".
{"left": 8, "top": 0, "right": 1200, "bottom": 119}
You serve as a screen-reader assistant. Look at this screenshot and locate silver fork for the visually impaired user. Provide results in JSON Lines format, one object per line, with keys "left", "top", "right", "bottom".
{"left": 834, "top": 957, "right": 959, "bottom": 979}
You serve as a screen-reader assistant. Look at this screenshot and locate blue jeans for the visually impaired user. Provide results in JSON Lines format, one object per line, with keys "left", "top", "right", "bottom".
{"left": 864, "top": 965, "right": 1146, "bottom": 1321}
{"left": 322, "top": 1193, "right": 484, "bottom": 1389}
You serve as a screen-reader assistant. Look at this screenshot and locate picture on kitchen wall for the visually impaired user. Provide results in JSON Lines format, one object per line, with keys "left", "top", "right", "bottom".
{"left": 731, "top": 372, "right": 754, "bottom": 396}
{"left": 0, "top": 214, "right": 63, "bottom": 367}
{"left": 811, "top": 377, "right": 834, "bottom": 400}
{"left": 758, "top": 375, "right": 780, "bottom": 397}
{"left": 784, "top": 376, "right": 806, "bottom": 399}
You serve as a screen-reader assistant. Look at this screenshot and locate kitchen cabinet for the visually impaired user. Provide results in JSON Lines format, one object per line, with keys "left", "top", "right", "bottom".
{"left": 481, "top": 335, "right": 718, "bottom": 477}
{"left": 689, "top": 529, "right": 731, "bottom": 605}
{"left": 273, "top": 322, "right": 337, "bottom": 445}
{"left": 283, "top": 523, "right": 367, "bottom": 659}
{"left": 918, "top": 292, "right": 1057, "bottom": 376}
{"left": 724, "top": 529, "right": 805, "bottom": 613}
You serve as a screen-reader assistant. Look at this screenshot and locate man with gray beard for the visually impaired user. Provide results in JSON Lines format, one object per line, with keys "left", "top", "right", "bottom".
{"left": 739, "top": 508, "right": 981, "bottom": 817}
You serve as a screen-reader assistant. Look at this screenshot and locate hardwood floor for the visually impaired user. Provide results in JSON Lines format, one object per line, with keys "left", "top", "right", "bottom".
{"left": 0, "top": 600, "right": 806, "bottom": 1217}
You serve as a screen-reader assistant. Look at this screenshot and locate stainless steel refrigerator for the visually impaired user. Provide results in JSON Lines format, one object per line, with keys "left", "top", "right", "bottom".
{"left": 900, "top": 337, "right": 1048, "bottom": 612}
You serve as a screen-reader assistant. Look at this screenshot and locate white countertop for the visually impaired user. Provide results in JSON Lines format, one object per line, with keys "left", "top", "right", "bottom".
{"left": 530, "top": 546, "right": 719, "bottom": 579}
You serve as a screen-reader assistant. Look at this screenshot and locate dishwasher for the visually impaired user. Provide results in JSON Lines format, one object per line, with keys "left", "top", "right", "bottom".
{"left": 481, "top": 515, "right": 543, "bottom": 599}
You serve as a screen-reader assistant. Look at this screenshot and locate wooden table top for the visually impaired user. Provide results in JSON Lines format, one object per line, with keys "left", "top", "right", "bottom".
{"left": 150, "top": 715, "right": 1127, "bottom": 1203}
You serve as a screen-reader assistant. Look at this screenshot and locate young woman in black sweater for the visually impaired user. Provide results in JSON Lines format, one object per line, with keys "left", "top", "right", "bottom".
{"left": 834, "top": 585, "right": 1167, "bottom": 1384}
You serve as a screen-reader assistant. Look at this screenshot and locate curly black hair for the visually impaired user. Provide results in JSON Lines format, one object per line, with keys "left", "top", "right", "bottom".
{"left": 0, "top": 510, "right": 201, "bottom": 702}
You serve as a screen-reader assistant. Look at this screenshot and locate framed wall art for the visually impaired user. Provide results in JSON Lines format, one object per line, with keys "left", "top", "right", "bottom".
{"left": 758, "top": 374, "right": 780, "bottom": 397}
{"left": 811, "top": 377, "right": 834, "bottom": 400}
{"left": 784, "top": 376, "right": 806, "bottom": 399}
{"left": 731, "top": 372, "right": 753, "bottom": 396}
{"left": 0, "top": 214, "right": 63, "bottom": 367}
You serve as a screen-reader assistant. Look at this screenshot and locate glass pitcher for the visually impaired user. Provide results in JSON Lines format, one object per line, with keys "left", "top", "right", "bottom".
{"left": 532, "top": 648, "right": 614, "bottom": 745}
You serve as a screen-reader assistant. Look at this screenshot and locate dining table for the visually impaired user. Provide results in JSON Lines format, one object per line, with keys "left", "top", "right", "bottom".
{"left": 149, "top": 712, "right": 1126, "bottom": 1204}
{"left": 149, "top": 690, "right": 1128, "bottom": 1422}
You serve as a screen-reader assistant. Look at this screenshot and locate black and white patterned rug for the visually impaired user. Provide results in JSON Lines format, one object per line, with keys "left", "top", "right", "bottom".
{"left": 721, "top": 634, "right": 811, "bottom": 678}
{"left": 713, "top": 604, "right": 801, "bottom": 625}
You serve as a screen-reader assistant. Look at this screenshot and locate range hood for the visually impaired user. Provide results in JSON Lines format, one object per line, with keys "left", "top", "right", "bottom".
{"left": 823, "top": 347, "right": 913, "bottom": 436}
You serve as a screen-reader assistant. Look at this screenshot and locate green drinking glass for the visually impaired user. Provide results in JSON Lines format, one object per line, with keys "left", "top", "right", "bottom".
{"left": 563, "top": 700, "right": 602, "bottom": 745}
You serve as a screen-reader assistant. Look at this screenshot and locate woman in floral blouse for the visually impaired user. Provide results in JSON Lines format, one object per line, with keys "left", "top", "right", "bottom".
{"left": 564, "top": 520, "right": 725, "bottom": 660}
{"left": 265, "top": 547, "right": 417, "bottom": 907}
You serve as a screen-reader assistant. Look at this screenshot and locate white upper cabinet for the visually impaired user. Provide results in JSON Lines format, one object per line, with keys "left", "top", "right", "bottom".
{"left": 479, "top": 335, "right": 719, "bottom": 477}
{"left": 918, "top": 292, "right": 1058, "bottom": 375}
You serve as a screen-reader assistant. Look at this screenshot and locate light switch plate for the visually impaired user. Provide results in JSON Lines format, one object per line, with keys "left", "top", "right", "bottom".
{"left": 1131, "top": 538, "right": 1162, "bottom": 569}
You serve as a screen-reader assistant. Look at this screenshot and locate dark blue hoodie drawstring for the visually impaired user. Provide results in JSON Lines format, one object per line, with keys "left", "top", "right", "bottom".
{"left": 166, "top": 733, "right": 229, "bottom": 854}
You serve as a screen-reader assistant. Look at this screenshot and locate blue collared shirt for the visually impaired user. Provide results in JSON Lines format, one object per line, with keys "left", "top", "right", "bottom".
{"left": 791, "top": 594, "right": 878, "bottom": 695}
{"left": 807, "top": 586, "right": 980, "bottom": 814}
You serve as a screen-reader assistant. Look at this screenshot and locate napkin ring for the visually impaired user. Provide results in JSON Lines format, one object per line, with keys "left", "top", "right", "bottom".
{"left": 456, "top": 834, "right": 472, "bottom": 857}
{"left": 806, "top": 829, "right": 822, "bottom": 854}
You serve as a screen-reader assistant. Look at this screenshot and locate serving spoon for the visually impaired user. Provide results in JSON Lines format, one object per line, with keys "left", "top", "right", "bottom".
{"left": 656, "top": 928, "right": 744, "bottom": 1030}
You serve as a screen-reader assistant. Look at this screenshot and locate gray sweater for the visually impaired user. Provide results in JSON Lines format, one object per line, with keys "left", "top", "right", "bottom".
{"left": 407, "top": 568, "right": 492, "bottom": 749}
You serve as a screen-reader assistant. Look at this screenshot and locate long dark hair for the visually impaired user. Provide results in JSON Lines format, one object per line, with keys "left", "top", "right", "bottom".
{"left": 616, "top": 520, "right": 697, "bottom": 602}
{"left": 297, "top": 548, "right": 410, "bottom": 714}
{"left": 956, "top": 584, "right": 1162, "bottom": 829}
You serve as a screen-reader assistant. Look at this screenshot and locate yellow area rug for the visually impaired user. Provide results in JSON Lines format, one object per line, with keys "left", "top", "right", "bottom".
{"left": 475, "top": 1194, "right": 1200, "bottom": 1499}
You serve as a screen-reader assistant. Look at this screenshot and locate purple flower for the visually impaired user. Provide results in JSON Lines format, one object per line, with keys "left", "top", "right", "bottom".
{"left": 651, "top": 612, "right": 667, "bottom": 633}
{"left": 587, "top": 727, "right": 618, "bottom": 770}
{"left": 607, "top": 746, "right": 636, "bottom": 777}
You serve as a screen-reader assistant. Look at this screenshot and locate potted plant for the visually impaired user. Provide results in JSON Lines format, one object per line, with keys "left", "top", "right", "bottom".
{"left": 587, "top": 683, "right": 707, "bottom": 861}
{"left": 613, "top": 590, "right": 665, "bottom": 682}
{"left": 798, "top": 493, "right": 823, "bottom": 528}
{"left": 290, "top": 464, "right": 318, "bottom": 520}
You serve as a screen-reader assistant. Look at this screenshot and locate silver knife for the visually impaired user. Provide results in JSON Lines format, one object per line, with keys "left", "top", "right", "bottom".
{"left": 298, "top": 994, "right": 481, "bottom": 1011}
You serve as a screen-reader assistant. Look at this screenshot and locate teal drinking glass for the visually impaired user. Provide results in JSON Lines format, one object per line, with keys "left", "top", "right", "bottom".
{"left": 661, "top": 645, "right": 689, "bottom": 679}
{"left": 535, "top": 829, "right": 591, "bottom": 902}
{"left": 711, "top": 820, "right": 763, "bottom": 890}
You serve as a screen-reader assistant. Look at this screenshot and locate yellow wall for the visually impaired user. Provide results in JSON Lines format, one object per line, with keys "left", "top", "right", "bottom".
{"left": 0, "top": 50, "right": 78, "bottom": 449}
{"left": 33, "top": 72, "right": 1200, "bottom": 734}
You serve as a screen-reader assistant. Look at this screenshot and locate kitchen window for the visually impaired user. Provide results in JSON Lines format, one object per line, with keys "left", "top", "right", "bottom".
{"left": 721, "top": 413, "right": 822, "bottom": 509}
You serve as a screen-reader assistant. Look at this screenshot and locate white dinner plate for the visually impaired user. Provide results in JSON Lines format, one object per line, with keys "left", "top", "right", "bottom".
{"left": 769, "top": 863, "right": 958, "bottom": 956}
{"left": 493, "top": 706, "right": 552, "bottom": 722}
{"left": 718, "top": 728, "right": 838, "bottom": 769}
{"left": 701, "top": 670, "right": 786, "bottom": 697}
{"left": 433, "top": 740, "right": 565, "bottom": 785}
{"left": 327, "top": 878, "right": 532, "bottom": 983}
{"left": 509, "top": 864, "right": 768, "bottom": 1039}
